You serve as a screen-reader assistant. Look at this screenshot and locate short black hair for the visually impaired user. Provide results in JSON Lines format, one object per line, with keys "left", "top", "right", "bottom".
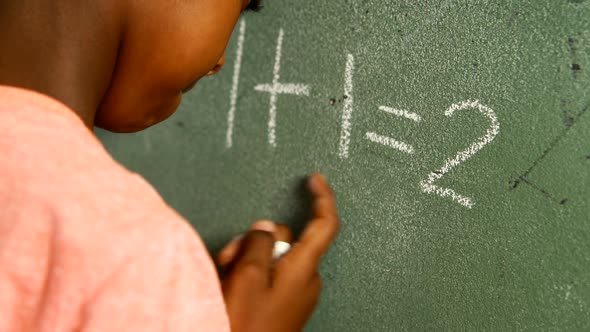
{"left": 246, "top": 0, "right": 262, "bottom": 12}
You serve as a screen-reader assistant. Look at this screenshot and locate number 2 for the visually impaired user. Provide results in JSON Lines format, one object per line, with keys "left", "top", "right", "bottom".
{"left": 420, "top": 100, "right": 500, "bottom": 209}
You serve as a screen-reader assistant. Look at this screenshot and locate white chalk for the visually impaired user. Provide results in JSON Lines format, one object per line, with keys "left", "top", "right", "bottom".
{"left": 420, "top": 100, "right": 500, "bottom": 208}
{"left": 226, "top": 19, "right": 247, "bottom": 149}
{"left": 254, "top": 83, "right": 310, "bottom": 96}
{"left": 273, "top": 241, "right": 291, "bottom": 260}
{"left": 267, "top": 28, "right": 284, "bottom": 147}
{"left": 378, "top": 106, "right": 422, "bottom": 122}
{"left": 366, "top": 132, "right": 415, "bottom": 154}
{"left": 272, "top": 29, "right": 284, "bottom": 86}
{"left": 255, "top": 28, "right": 311, "bottom": 147}
{"left": 338, "top": 54, "right": 355, "bottom": 159}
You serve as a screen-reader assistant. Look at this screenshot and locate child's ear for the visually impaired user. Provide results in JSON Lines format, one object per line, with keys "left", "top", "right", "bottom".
{"left": 207, "top": 53, "right": 227, "bottom": 77}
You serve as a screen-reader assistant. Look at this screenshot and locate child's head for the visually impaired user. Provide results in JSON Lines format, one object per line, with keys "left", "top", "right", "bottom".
{"left": 97, "top": 0, "right": 259, "bottom": 132}
{"left": 0, "top": 0, "right": 260, "bottom": 132}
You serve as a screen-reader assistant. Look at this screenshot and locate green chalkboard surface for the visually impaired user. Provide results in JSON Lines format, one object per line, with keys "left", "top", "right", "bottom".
{"left": 98, "top": 1, "right": 590, "bottom": 330}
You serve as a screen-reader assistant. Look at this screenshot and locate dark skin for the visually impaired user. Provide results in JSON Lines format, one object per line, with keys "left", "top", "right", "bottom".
{"left": 0, "top": 1, "right": 340, "bottom": 331}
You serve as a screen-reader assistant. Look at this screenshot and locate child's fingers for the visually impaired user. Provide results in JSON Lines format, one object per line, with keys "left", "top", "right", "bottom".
{"left": 216, "top": 235, "right": 243, "bottom": 267}
{"left": 217, "top": 221, "right": 293, "bottom": 267}
{"left": 299, "top": 174, "right": 340, "bottom": 258}
{"left": 273, "top": 223, "right": 294, "bottom": 243}
{"left": 217, "top": 221, "right": 273, "bottom": 267}
{"left": 280, "top": 174, "right": 340, "bottom": 277}
{"left": 229, "top": 230, "right": 275, "bottom": 291}
{"left": 308, "top": 173, "right": 339, "bottom": 220}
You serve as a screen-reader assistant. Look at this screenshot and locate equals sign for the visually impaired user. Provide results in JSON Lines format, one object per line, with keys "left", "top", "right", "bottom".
{"left": 366, "top": 106, "right": 422, "bottom": 154}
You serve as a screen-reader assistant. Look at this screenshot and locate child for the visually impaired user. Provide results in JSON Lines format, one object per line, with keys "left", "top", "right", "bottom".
{"left": 0, "top": 1, "right": 340, "bottom": 331}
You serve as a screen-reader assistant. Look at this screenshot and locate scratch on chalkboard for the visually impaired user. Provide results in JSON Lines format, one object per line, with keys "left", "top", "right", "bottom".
{"left": 567, "top": 36, "right": 585, "bottom": 79}
{"left": 510, "top": 103, "right": 589, "bottom": 203}
{"left": 511, "top": 33, "right": 589, "bottom": 203}
{"left": 509, "top": 175, "right": 567, "bottom": 205}
{"left": 521, "top": 104, "right": 588, "bottom": 177}
{"left": 562, "top": 102, "right": 579, "bottom": 129}
{"left": 567, "top": 36, "right": 578, "bottom": 56}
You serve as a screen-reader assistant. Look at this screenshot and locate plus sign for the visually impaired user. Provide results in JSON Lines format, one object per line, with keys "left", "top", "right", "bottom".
{"left": 254, "top": 28, "right": 310, "bottom": 147}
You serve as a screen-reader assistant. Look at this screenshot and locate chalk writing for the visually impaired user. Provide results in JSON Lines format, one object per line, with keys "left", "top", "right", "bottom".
{"left": 254, "top": 28, "right": 311, "bottom": 147}
{"left": 338, "top": 54, "right": 355, "bottom": 159}
{"left": 378, "top": 106, "right": 422, "bottom": 122}
{"left": 365, "top": 106, "right": 419, "bottom": 154}
{"left": 225, "top": 25, "right": 501, "bottom": 209}
{"left": 366, "top": 132, "right": 415, "bottom": 154}
{"left": 226, "top": 19, "right": 247, "bottom": 149}
{"left": 420, "top": 100, "right": 500, "bottom": 208}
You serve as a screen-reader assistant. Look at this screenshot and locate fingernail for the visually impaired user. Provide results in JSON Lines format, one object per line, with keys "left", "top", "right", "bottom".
{"left": 250, "top": 220, "right": 276, "bottom": 233}
{"left": 309, "top": 174, "right": 325, "bottom": 191}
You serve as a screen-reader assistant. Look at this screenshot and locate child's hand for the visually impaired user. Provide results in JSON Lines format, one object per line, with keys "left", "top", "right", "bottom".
{"left": 216, "top": 174, "right": 340, "bottom": 332}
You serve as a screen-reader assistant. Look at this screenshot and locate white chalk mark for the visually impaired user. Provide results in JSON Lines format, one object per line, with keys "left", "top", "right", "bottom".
{"left": 268, "top": 94, "right": 278, "bottom": 147}
{"left": 226, "top": 19, "right": 246, "bottom": 148}
{"left": 365, "top": 105, "right": 420, "bottom": 155}
{"left": 267, "top": 29, "right": 284, "bottom": 147}
{"left": 366, "top": 132, "right": 415, "bottom": 154}
{"left": 273, "top": 29, "right": 284, "bottom": 85}
{"left": 255, "top": 28, "right": 311, "bottom": 147}
{"left": 254, "top": 83, "right": 310, "bottom": 96}
{"left": 379, "top": 106, "right": 422, "bottom": 122}
{"left": 338, "top": 54, "right": 355, "bottom": 159}
{"left": 420, "top": 100, "right": 500, "bottom": 209}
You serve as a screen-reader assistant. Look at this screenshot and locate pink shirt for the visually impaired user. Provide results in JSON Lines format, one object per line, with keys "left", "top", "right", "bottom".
{"left": 0, "top": 86, "right": 230, "bottom": 332}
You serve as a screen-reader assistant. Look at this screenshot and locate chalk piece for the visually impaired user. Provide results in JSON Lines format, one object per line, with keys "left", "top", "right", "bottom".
{"left": 273, "top": 241, "right": 292, "bottom": 260}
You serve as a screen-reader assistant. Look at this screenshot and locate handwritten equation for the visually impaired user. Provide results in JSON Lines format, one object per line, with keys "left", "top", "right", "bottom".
{"left": 223, "top": 21, "right": 501, "bottom": 209}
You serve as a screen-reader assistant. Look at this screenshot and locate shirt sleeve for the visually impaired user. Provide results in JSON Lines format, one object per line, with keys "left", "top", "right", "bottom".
{"left": 0, "top": 86, "right": 231, "bottom": 332}
{"left": 77, "top": 220, "right": 231, "bottom": 332}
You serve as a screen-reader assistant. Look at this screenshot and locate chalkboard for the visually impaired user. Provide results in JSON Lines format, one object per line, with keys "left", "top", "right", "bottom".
{"left": 98, "top": 1, "right": 590, "bottom": 330}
